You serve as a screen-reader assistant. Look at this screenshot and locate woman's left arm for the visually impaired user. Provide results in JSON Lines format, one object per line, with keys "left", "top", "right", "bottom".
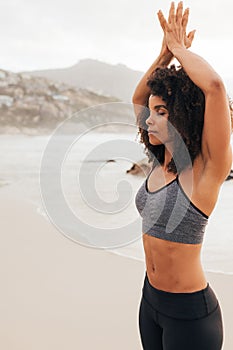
{"left": 172, "top": 47, "right": 232, "bottom": 176}
{"left": 158, "top": 2, "right": 232, "bottom": 180}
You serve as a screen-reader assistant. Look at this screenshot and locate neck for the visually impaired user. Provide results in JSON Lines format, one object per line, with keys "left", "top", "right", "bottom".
{"left": 162, "top": 143, "right": 174, "bottom": 172}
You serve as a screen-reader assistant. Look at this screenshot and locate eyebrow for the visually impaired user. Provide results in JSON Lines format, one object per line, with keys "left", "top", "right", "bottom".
{"left": 152, "top": 104, "right": 168, "bottom": 110}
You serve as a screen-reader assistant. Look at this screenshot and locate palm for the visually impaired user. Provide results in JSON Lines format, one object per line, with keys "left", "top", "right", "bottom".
{"left": 162, "top": 31, "right": 194, "bottom": 56}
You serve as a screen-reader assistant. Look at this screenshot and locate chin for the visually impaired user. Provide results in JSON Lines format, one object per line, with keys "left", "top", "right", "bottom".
{"left": 148, "top": 135, "right": 163, "bottom": 146}
{"left": 149, "top": 141, "right": 164, "bottom": 146}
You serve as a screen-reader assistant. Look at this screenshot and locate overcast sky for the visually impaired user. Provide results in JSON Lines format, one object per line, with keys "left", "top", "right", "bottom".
{"left": 1, "top": 0, "right": 233, "bottom": 83}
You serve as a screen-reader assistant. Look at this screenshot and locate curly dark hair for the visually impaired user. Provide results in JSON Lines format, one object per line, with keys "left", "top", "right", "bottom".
{"left": 136, "top": 64, "right": 206, "bottom": 174}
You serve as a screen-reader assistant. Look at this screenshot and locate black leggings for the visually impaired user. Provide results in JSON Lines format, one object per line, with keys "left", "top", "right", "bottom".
{"left": 139, "top": 273, "right": 223, "bottom": 350}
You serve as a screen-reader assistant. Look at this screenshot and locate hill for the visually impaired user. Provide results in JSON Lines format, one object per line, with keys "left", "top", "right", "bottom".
{"left": 0, "top": 68, "right": 136, "bottom": 135}
{"left": 22, "top": 59, "right": 143, "bottom": 102}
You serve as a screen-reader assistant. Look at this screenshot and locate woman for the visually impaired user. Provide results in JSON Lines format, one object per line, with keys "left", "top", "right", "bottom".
{"left": 133, "top": 2, "right": 232, "bottom": 350}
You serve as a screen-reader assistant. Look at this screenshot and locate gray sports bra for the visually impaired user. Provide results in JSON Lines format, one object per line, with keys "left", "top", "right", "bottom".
{"left": 135, "top": 168, "right": 209, "bottom": 244}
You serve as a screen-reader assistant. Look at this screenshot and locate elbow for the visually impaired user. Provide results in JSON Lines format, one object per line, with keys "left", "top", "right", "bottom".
{"left": 132, "top": 92, "right": 138, "bottom": 104}
{"left": 132, "top": 93, "right": 148, "bottom": 108}
{"left": 206, "top": 77, "right": 226, "bottom": 94}
{"left": 132, "top": 92, "right": 142, "bottom": 105}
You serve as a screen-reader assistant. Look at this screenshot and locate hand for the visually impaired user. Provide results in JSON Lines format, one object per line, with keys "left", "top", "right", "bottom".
{"left": 160, "top": 35, "right": 172, "bottom": 57}
{"left": 158, "top": 2, "right": 195, "bottom": 53}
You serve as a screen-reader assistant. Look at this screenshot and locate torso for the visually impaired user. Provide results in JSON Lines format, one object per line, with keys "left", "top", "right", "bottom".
{"left": 143, "top": 153, "right": 221, "bottom": 292}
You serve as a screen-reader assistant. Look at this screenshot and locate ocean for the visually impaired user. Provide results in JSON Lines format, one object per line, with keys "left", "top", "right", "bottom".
{"left": 1, "top": 133, "right": 233, "bottom": 274}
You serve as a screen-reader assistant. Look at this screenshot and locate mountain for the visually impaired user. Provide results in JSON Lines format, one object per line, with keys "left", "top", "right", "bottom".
{"left": 20, "top": 59, "right": 233, "bottom": 102}
{"left": 0, "top": 68, "right": 136, "bottom": 135}
{"left": 21, "top": 59, "right": 143, "bottom": 102}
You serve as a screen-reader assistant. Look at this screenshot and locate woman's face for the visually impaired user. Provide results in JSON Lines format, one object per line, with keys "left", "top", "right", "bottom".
{"left": 146, "top": 95, "right": 171, "bottom": 145}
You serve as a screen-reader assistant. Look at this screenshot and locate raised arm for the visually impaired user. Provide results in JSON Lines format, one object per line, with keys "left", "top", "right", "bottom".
{"left": 132, "top": 39, "right": 173, "bottom": 107}
{"left": 158, "top": 2, "right": 232, "bottom": 180}
{"left": 132, "top": 4, "right": 194, "bottom": 108}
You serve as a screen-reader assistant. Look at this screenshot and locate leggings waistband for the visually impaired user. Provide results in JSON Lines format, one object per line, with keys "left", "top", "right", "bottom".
{"left": 142, "top": 272, "right": 219, "bottom": 320}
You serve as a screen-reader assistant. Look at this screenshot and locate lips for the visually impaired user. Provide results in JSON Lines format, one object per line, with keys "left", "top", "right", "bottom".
{"left": 148, "top": 130, "right": 158, "bottom": 134}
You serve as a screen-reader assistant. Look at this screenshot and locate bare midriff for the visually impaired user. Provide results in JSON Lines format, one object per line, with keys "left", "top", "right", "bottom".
{"left": 143, "top": 233, "right": 207, "bottom": 293}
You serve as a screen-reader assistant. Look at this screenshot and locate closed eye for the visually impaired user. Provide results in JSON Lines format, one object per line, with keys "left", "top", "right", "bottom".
{"left": 154, "top": 106, "right": 168, "bottom": 117}
{"left": 155, "top": 109, "right": 167, "bottom": 117}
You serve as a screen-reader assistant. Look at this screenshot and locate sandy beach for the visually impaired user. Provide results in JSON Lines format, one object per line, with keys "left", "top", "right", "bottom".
{"left": 1, "top": 186, "right": 233, "bottom": 350}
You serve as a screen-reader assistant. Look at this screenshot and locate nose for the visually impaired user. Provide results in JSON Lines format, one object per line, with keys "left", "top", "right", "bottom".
{"left": 145, "top": 113, "right": 155, "bottom": 126}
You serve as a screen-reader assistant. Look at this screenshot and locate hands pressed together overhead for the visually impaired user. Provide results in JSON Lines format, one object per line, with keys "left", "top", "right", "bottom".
{"left": 158, "top": 1, "right": 196, "bottom": 54}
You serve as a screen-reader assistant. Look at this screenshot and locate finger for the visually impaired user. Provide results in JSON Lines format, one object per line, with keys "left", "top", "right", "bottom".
{"left": 157, "top": 10, "right": 168, "bottom": 31}
{"left": 168, "top": 2, "right": 175, "bottom": 24}
{"left": 188, "top": 29, "right": 196, "bottom": 43}
{"left": 185, "top": 30, "right": 196, "bottom": 48}
{"left": 176, "top": 1, "right": 183, "bottom": 24}
{"left": 182, "top": 7, "right": 189, "bottom": 32}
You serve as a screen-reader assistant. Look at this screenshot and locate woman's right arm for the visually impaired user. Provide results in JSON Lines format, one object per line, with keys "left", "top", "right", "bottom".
{"left": 132, "top": 5, "right": 194, "bottom": 110}
{"left": 132, "top": 40, "right": 173, "bottom": 107}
